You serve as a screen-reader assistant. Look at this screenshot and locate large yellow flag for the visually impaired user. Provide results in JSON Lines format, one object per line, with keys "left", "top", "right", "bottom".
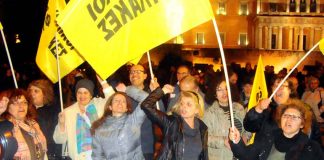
{"left": 319, "top": 38, "right": 324, "bottom": 55}
{"left": 36, "top": 0, "right": 84, "bottom": 83}
{"left": 247, "top": 55, "right": 268, "bottom": 145}
{"left": 248, "top": 55, "right": 268, "bottom": 110}
{"left": 57, "top": 0, "right": 214, "bottom": 79}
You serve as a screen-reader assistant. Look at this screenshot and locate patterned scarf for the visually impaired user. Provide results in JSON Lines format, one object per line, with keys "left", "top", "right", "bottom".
{"left": 76, "top": 104, "right": 98, "bottom": 154}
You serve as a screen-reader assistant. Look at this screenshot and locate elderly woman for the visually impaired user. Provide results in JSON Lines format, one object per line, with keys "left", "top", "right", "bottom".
{"left": 203, "top": 77, "right": 248, "bottom": 160}
{"left": 6, "top": 89, "right": 47, "bottom": 160}
{"left": 229, "top": 99, "right": 324, "bottom": 160}
{"left": 28, "top": 79, "right": 61, "bottom": 158}
{"left": 53, "top": 78, "right": 114, "bottom": 160}
{"left": 91, "top": 85, "right": 151, "bottom": 160}
{"left": 140, "top": 84, "right": 208, "bottom": 160}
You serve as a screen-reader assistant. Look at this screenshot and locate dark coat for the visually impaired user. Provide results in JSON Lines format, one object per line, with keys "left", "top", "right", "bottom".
{"left": 141, "top": 88, "right": 208, "bottom": 160}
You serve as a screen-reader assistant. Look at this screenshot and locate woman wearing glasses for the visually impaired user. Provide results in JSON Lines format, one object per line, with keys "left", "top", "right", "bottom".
{"left": 203, "top": 77, "right": 248, "bottom": 160}
{"left": 229, "top": 99, "right": 324, "bottom": 160}
{"left": 140, "top": 83, "right": 208, "bottom": 160}
{"left": 6, "top": 89, "right": 47, "bottom": 160}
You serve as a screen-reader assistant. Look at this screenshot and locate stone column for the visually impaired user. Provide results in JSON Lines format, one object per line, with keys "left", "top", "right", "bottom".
{"left": 288, "top": 27, "right": 293, "bottom": 50}
{"left": 299, "top": 27, "right": 304, "bottom": 51}
{"left": 309, "top": 27, "right": 314, "bottom": 49}
{"left": 286, "top": 0, "right": 290, "bottom": 12}
{"left": 306, "top": 0, "right": 310, "bottom": 13}
{"left": 317, "top": 1, "right": 320, "bottom": 13}
{"left": 268, "top": 26, "right": 272, "bottom": 49}
{"left": 258, "top": 26, "right": 263, "bottom": 49}
{"left": 278, "top": 26, "right": 283, "bottom": 49}
{"left": 296, "top": 0, "right": 300, "bottom": 12}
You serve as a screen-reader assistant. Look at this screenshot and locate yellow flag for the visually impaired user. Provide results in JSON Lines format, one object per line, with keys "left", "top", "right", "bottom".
{"left": 248, "top": 55, "right": 268, "bottom": 110}
{"left": 319, "top": 38, "right": 324, "bottom": 55}
{"left": 247, "top": 55, "right": 268, "bottom": 145}
{"left": 57, "top": 0, "right": 214, "bottom": 79}
{"left": 0, "top": 21, "right": 3, "bottom": 30}
{"left": 36, "top": 0, "right": 84, "bottom": 83}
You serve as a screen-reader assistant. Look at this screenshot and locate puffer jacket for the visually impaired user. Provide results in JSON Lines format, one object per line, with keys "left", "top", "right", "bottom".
{"left": 141, "top": 88, "right": 208, "bottom": 160}
{"left": 91, "top": 86, "right": 148, "bottom": 160}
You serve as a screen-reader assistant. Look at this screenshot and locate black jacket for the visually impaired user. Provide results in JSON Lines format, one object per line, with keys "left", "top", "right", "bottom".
{"left": 141, "top": 88, "right": 208, "bottom": 160}
{"left": 230, "top": 120, "right": 324, "bottom": 160}
{"left": 243, "top": 101, "right": 322, "bottom": 145}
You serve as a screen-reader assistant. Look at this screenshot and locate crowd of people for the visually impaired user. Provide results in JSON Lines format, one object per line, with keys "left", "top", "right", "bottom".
{"left": 0, "top": 59, "right": 323, "bottom": 160}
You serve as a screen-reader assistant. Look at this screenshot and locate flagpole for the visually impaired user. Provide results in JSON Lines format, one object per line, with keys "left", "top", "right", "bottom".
{"left": 0, "top": 23, "right": 18, "bottom": 88}
{"left": 269, "top": 41, "right": 320, "bottom": 100}
{"left": 212, "top": 18, "right": 234, "bottom": 128}
{"left": 55, "top": 32, "right": 64, "bottom": 112}
{"left": 146, "top": 51, "right": 160, "bottom": 110}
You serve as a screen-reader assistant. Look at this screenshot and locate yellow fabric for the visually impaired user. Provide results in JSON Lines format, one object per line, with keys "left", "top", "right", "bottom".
{"left": 320, "top": 38, "right": 324, "bottom": 55}
{"left": 247, "top": 55, "right": 268, "bottom": 145}
{"left": 0, "top": 21, "right": 3, "bottom": 30}
{"left": 57, "top": 0, "right": 214, "bottom": 79}
{"left": 36, "top": 0, "right": 84, "bottom": 83}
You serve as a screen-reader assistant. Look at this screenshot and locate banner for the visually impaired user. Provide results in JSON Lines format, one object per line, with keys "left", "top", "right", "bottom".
{"left": 57, "top": 0, "right": 214, "bottom": 79}
{"left": 320, "top": 38, "right": 324, "bottom": 55}
{"left": 36, "top": 0, "right": 84, "bottom": 83}
{"left": 248, "top": 55, "right": 268, "bottom": 110}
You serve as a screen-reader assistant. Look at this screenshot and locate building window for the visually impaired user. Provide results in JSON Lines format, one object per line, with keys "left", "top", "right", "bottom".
{"left": 196, "top": 33, "right": 205, "bottom": 45}
{"left": 269, "top": 3, "right": 277, "bottom": 12}
{"left": 239, "top": 3, "right": 248, "bottom": 15}
{"left": 173, "top": 34, "right": 184, "bottom": 44}
{"left": 310, "top": 0, "right": 316, "bottom": 12}
{"left": 238, "top": 33, "right": 248, "bottom": 46}
{"left": 289, "top": 0, "right": 296, "bottom": 12}
{"left": 300, "top": 0, "right": 306, "bottom": 12}
{"left": 217, "top": 2, "right": 226, "bottom": 15}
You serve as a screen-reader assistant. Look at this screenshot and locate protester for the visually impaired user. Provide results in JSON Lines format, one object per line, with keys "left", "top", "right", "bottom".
{"left": 6, "top": 89, "right": 47, "bottom": 160}
{"left": 0, "top": 90, "right": 18, "bottom": 159}
{"left": 53, "top": 77, "right": 114, "bottom": 160}
{"left": 203, "top": 77, "right": 248, "bottom": 160}
{"left": 91, "top": 86, "right": 149, "bottom": 160}
{"left": 229, "top": 99, "right": 324, "bottom": 160}
{"left": 244, "top": 77, "right": 322, "bottom": 144}
{"left": 141, "top": 84, "right": 208, "bottom": 159}
{"left": 28, "top": 79, "right": 61, "bottom": 158}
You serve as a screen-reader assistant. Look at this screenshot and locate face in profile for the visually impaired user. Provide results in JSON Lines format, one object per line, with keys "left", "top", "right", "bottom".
{"left": 281, "top": 108, "right": 303, "bottom": 138}
{"left": 179, "top": 96, "right": 199, "bottom": 119}
{"left": 28, "top": 85, "right": 44, "bottom": 106}
{"left": 273, "top": 80, "right": 290, "bottom": 105}
{"left": 8, "top": 96, "right": 29, "bottom": 120}
{"left": 0, "top": 96, "right": 9, "bottom": 115}
{"left": 109, "top": 93, "right": 128, "bottom": 116}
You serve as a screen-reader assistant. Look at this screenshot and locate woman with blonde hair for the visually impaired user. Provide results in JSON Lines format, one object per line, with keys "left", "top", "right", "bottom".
{"left": 141, "top": 84, "right": 208, "bottom": 160}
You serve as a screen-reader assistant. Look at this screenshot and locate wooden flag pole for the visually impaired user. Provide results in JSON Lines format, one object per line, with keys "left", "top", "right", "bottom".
{"left": 146, "top": 51, "right": 160, "bottom": 110}
{"left": 55, "top": 32, "right": 64, "bottom": 112}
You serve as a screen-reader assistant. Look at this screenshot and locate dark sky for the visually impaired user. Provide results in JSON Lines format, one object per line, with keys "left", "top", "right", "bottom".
{"left": 0, "top": 0, "right": 48, "bottom": 66}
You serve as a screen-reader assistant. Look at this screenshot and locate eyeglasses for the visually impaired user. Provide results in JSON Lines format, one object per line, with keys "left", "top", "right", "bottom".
{"left": 129, "top": 70, "right": 145, "bottom": 74}
{"left": 282, "top": 114, "right": 301, "bottom": 121}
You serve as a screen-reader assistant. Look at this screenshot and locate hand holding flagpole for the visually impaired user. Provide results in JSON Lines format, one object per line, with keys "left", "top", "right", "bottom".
{"left": 0, "top": 22, "right": 18, "bottom": 88}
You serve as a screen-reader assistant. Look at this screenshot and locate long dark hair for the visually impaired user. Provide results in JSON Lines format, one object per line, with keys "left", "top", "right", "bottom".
{"left": 91, "top": 92, "right": 132, "bottom": 135}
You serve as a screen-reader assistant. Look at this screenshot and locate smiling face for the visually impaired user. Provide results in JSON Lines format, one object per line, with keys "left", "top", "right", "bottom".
{"left": 109, "top": 93, "right": 128, "bottom": 117}
{"left": 8, "top": 96, "right": 28, "bottom": 120}
{"left": 281, "top": 108, "right": 304, "bottom": 138}
{"left": 129, "top": 65, "right": 147, "bottom": 89}
{"left": 76, "top": 88, "right": 92, "bottom": 107}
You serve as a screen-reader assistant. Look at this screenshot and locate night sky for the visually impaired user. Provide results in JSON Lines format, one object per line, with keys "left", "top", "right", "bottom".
{"left": 0, "top": 0, "right": 48, "bottom": 66}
